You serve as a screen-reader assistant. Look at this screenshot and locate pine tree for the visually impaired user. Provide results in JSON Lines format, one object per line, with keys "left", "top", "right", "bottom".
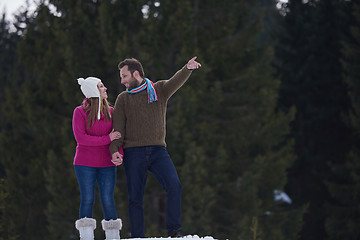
{"left": 0, "top": 12, "right": 19, "bottom": 174}
{"left": 274, "top": 0, "right": 353, "bottom": 239}
{"left": 0, "top": 21, "right": 18, "bottom": 240}
{"left": 0, "top": 9, "right": 42, "bottom": 240}
{"left": 216, "top": 4, "right": 303, "bottom": 239}
{"left": 0, "top": 13, "right": 19, "bottom": 240}
{"left": 0, "top": 2, "right": 93, "bottom": 239}
{"left": 41, "top": 1, "right": 113, "bottom": 239}
{"left": 325, "top": 1, "right": 360, "bottom": 239}
{"left": 165, "top": 0, "right": 305, "bottom": 239}
{"left": 0, "top": 13, "right": 18, "bottom": 102}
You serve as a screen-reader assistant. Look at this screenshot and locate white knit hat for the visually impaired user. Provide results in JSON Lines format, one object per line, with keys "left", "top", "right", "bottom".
{"left": 77, "top": 77, "right": 102, "bottom": 120}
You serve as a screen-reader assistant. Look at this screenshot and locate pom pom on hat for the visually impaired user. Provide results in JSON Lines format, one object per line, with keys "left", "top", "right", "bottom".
{"left": 78, "top": 77, "right": 101, "bottom": 98}
{"left": 77, "top": 77, "right": 102, "bottom": 120}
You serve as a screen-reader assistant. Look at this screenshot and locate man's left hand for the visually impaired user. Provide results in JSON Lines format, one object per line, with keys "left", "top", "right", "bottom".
{"left": 187, "top": 56, "right": 201, "bottom": 70}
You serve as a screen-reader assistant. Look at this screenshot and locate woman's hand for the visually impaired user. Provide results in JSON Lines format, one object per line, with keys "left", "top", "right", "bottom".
{"left": 109, "top": 129, "right": 121, "bottom": 141}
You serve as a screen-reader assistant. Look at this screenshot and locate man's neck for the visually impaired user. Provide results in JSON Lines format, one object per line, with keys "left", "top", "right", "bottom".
{"left": 136, "top": 78, "right": 144, "bottom": 87}
{"left": 127, "top": 78, "right": 144, "bottom": 91}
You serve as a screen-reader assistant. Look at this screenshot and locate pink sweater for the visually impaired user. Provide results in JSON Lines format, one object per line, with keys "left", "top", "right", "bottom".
{"left": 72, "top": 105, "right": 123, "bottom": 167}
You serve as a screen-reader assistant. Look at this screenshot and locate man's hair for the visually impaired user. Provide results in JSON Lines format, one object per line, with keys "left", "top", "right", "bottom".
{"left": 118, "top": 58, "right": 144, "bottom": 78}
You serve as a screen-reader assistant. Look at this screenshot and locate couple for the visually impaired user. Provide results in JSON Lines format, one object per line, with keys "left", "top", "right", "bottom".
{"left": 72, "top": 57, "right": 201, "bottom": 240}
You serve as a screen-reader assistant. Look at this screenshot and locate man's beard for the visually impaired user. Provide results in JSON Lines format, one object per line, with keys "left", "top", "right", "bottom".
{"left": 127, "top": 75, "right": 140, "bottom": 90}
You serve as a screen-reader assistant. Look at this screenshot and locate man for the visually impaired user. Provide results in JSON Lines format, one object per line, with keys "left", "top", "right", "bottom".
{"left": 110, "top": 57, "right": 201, "bottom": 238}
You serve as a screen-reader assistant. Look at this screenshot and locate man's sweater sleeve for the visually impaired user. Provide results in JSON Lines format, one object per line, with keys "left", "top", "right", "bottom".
{"left": 110, "top": 94, "right": 126, "bottom": 154}
{"left": 161, "top": 65, "right": 193, "bottom": 99}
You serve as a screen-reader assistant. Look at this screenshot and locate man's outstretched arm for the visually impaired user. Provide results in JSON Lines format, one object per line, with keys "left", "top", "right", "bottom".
{"left": 161, "top": 56, "right": 202, "bottom": 99}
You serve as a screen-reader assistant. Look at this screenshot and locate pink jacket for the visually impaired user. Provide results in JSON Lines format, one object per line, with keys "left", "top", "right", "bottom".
{"left": 72, "top": 105, "right": 123, "bottom": 167}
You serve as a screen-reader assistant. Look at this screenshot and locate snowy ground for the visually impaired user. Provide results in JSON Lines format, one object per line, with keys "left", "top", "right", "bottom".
{"left": 122, "top": 235, "right": 217, "bottom": 240}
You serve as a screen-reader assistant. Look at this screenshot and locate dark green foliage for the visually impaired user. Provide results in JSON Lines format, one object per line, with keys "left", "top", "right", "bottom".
{"left": 163, "top": 1, "right": 304, "bottom": 239}
{"left": 274, "top": 0, "right": 357, "bottom": 239}
{"left": 324, "top": 1, "right": 360, "bottom": 239}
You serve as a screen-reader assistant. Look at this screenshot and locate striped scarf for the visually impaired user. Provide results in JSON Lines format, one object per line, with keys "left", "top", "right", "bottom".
{"left": 126, "top": 78, "right": 158, "bottom": 103}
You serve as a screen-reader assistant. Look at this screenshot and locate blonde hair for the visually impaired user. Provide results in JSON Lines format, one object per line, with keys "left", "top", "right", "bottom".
{"left": 82, "top": 98, "right": 111, "bottom": 129}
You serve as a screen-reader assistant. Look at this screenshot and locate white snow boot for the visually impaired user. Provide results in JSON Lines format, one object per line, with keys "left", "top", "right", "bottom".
{"left": 101, "top": 218, "right": 122, "bottom": 240}
{"left": 75, "top": 217, "right": 96, "bottom": 240}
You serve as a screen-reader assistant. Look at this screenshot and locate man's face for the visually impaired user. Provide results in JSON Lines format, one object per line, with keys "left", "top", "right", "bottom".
{"left": 120, "top": 65, "right": 138, "bottom": 90}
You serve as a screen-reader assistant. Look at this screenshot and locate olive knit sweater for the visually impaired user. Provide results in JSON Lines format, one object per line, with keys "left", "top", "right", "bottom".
{"left": 110, "top": 65, "right": 192, "bottom": 154}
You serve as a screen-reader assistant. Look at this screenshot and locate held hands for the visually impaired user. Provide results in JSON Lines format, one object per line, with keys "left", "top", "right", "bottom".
{"left": 186, "top": 56, "right": 202, "bottom": 70}
{"left": 109, "top": 129, "right": 121, "bottom": 141}
{"left": 110, "top": 129, "right": 122, "bottom": 166}
{"left": 112, "top": 152, "right": 123, "bottom": 166}
{"left": 110, "top": 129, "right": 123, "bottom": 166}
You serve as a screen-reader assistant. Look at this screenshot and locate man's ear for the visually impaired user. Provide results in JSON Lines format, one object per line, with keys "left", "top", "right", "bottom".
{"left": 133, "top": 70, "right": 142, "bottom": 80}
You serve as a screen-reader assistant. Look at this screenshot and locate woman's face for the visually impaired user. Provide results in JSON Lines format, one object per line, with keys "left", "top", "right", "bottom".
{"left": 97, "top": 82, "right": 108, "bottom": 99}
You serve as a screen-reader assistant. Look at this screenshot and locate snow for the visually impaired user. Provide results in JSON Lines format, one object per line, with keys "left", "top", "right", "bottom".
{"left": 122, "top": 235, "right": 217, "bottom": 240}
{"left": 273, "top": 189, "right": 292, "bottom": 204}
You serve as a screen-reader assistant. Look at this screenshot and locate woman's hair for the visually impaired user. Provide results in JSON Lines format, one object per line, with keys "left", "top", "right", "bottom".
{"left": 118, "top": 58, "right": 144, "bottom": 78}
{"left": 82, "top": 97, "right": 111, "bottom": 129}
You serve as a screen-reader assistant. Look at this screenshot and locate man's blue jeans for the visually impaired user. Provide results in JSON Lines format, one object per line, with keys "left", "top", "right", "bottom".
{"left": 124, "top": 146, "right": 182, "bottom": 238}
{"left": 74, "top": 165, "right": 117, "bottom": 220}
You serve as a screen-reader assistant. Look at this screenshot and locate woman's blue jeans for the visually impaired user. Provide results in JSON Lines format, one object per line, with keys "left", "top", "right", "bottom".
{"left": 74, "top": 165, "right": 117, "bottom": 220}
{"left": 124, "top": 146, "right": 182, "bottom": 238}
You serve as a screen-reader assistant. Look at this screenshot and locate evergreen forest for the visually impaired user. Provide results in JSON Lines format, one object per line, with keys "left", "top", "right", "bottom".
{"left": 0, "top": 0, "right": 359, "bottom": 239}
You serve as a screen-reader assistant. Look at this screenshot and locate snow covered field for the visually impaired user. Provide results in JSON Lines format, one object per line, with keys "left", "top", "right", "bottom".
{"left": 122, "top": 235, "right": 217, "bottom": 240}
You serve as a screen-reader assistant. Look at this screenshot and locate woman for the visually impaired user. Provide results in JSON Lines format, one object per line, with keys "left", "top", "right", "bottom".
{"left": 72, "top": 77, "right": 123, "bottom": 240}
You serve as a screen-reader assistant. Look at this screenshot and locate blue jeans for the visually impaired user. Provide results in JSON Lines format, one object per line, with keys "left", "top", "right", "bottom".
{"left": 74, "top": 165, "right": 117, "bottom": 220}
{"left": 124, "top": 146, "right": 182, "bottom": 237}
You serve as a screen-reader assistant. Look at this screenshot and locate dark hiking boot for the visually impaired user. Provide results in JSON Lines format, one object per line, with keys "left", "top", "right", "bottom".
{"left": 168, "top": 229, "right": 182, "bottom": 238}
